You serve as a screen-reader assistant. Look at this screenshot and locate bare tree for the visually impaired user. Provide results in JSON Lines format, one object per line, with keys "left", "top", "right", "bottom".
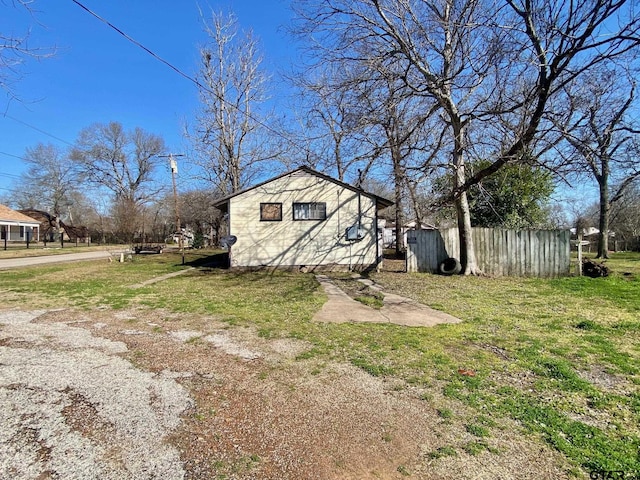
{"left": 70, "top": 121, "right": 165, "bottom": 242}
{"left": 355, "top": 69, "right": 433, "bottom": 254}
{"left": 554, "top": 70, "right": 640, "bottom": 258}
{"left": 180, "top": 189, "right": 224, "bottom": 246}
{"left": 1, "top": 0, "right": 55, "bottom": 105}
{"left": 295, "top": 0, "right": 640, "bottom": 274}
{"left": 609, "top": 183, "right": 640, "bottom": 250}
{"left": 188, "top": 10, "right": 274, "bottom": 195}
{"left": 291, "top": 66, "right": 378, "bottom": 181}
{"left": 15, "top": 143, "right": 78, "bottom": 216}
{"left": 294, "top": 55, "right": 433, "bottom": 256}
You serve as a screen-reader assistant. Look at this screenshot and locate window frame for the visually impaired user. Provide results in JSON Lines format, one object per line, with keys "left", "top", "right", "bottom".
{"left": 292, "top": 202, "right": 327, "bottom": 221}
{"left": 259, "top": 202, "right": 283, "bottom": 222}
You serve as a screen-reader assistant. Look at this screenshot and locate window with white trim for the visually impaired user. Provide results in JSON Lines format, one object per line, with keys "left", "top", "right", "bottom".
{"left": 292, "top": 202, "right": 326, "bottom": 221}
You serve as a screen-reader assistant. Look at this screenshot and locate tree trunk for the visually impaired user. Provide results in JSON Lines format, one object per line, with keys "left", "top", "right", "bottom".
{"left": 455, "top": 187, "right": 478, "bottom": 275}
{"left": 597, "top": 174, "right": 610, "bottom": 259}
{"left": 452, "top": 124, "right": 479, "bottom": 275}
{"left": 393, "top": 146, "right": 404, "bottom": 256}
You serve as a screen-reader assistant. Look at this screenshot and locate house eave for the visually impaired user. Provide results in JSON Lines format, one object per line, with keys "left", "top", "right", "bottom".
{"left": 212, "top": 166, "right": 394, "bottom": 210}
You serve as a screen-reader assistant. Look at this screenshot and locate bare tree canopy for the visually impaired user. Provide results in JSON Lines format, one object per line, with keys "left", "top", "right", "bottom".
{"left": 290, "top": 65, "right": 380, "bottom": 181}
{"left": 188, "top": 9, "right": 276, "bottom": 195}
{"left": 70, "top": 122, "right": 165, "bottom": 242}
{"left": 15, "top": 143, "right": 79, "bottom": 216}
{"left": 294, "top": 0, "right": 640, "bottom": 273}
{"left": 1, "top": 0, "right": 55, "bottom": 105}
{"left": 554, "top": 69, "right": 640, "bottom": 258}
{"left": 71, "top": 121, "right": 165, "bottom": 204}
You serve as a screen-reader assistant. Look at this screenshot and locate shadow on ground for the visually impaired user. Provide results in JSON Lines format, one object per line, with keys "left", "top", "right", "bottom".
{"left": 186, "top": 252, "right": 229, "bottom": 269}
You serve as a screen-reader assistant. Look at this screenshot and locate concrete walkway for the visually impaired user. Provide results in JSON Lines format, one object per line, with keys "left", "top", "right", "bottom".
{"left": 0, "top": 250, "right": 128, "bottom": 270}
{"left": 313, "top": 275, "right": 461, "bottom": 327}
{"left": 128, "top": 267, "right": 195, "bottom": 289}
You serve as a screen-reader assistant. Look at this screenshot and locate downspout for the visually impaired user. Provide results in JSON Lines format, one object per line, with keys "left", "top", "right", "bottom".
{"left": 226, "top": 200, "right": 231, "bottom": 268}
{"left": 357, "top": 192, "right": 362, "bottom": 230}
{"left": 337, "top": 189, "right": 341, "bottom": 240}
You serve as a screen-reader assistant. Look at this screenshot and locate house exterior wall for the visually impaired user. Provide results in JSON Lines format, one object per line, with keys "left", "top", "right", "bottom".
{"left": 0, "top": 224, "right": 39, "bottom": 242}
{"left": 228, "top": 171, "right": 378, "bottom": 269}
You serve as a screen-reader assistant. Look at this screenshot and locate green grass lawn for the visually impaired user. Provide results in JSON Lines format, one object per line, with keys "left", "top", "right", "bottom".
{"left": 0, "top": 248, "right": 638, "bottom": 476}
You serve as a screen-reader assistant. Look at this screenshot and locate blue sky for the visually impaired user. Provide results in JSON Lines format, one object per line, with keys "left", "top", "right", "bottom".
{"left": 0, "top": 0, "right": 297, "bottom": 196}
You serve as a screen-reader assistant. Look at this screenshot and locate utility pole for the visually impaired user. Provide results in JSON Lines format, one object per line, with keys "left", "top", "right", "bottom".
{"left": 159, "top": 153, "right": 185, "bottom": 265}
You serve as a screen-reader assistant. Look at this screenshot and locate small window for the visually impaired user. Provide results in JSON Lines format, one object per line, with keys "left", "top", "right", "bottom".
{"left": 260, "top": 203, "right": 282, "bottom": 221}
{"left": 293, "top": 202, "right": 326, "bottom": 221}
{"left": 19, "top": 226, "right": 24, "bottom": 238}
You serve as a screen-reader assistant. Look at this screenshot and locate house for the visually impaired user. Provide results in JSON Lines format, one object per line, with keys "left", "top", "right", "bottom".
{"left": 213, "top": 167, "right": 393, "bottom": 270}
{"left": 382, "top": 220, "right": 435, "bottom": 249}
{"left": 18, "top": 209, "right": 90, "bottom": 244}
{"left": 0, "top": 204, "right": 40, "bottom": 243}
{"left": 166, "top": 228, "right": 194, "bottom": 247}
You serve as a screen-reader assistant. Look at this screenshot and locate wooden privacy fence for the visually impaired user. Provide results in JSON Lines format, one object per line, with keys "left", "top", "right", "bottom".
{"left": 406, "top": 228, "right": 571, "bottom": 277}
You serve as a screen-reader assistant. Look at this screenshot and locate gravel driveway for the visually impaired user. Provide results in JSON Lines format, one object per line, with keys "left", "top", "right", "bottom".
{"left": 0, "top": 308, "right": 572, "bottom": 479}
{"left": 0, "top": 310, "right": 191, "bottom": 479}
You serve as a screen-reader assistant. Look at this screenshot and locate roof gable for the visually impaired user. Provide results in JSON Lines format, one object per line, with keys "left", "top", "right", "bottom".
{"left": 213, "top": 166, "right": 393, "bottom": 209}
{"left": 0, "top": 204, "right": 40, "bottom": 224}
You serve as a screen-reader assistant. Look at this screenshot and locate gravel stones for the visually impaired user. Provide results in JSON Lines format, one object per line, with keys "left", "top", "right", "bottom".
{"left": 0, "top": 310, "right": 191, "bottom": 480}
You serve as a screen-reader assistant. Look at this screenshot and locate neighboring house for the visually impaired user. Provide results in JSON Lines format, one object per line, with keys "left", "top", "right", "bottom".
{"left": 166, "top": 229, "right": 194, "bottom": 247}
{"left": 0, "top": 204, "right": 40, "bottom": 242}
{"left": 18, "top": 209, "right": 61, "bottom": 243}
{"left": 570, "top": 226, "right": 602, "bottom": 237}
{"left": 213, "top": 166, "right": 393, "bottom": 270}
{"left": 18, "top": 209, "right": 90, "bottom": 244}
{"left": 382, "top": 220, "right": 435, "bottom": 249}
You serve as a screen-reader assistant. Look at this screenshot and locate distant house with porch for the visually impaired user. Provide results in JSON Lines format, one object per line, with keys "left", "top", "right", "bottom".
{"left": 0, "top": 204, "right": 40, "bottom": 243}
{"left": 214, "top": 166, "right": 393, "bottom": 271}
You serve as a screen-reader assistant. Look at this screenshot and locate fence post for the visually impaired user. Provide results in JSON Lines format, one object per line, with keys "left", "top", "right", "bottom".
{"left": 577, "top": 233, "right": 583, "bottom": 276}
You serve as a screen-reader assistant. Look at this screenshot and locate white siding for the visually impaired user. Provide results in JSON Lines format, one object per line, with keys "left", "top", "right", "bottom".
{"left": 228, "top": 172, "right": 378, "bottom": 269}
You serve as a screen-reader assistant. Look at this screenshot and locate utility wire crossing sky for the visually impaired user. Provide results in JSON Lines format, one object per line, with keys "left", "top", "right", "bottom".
{"left": 0, "top": 0, "right": 297, "bottom": 194}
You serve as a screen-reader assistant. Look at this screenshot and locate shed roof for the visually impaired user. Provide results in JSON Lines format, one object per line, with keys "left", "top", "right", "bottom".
{"left": 0, "top": 204, "right": 40, "bottom": 225}
{"left": 213, "top": 166, "right": 394, "bottom": 211}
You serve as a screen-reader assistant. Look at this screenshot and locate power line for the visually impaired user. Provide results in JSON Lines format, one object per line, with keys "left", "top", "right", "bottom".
{"left": 0, "top": 152, "right": 25, "bottom": 180}
{"left": 0, "top": 171, "right": 22, "bottom": 179}
{"left": 1, "top": 113, "right": 75, "bottom": 146}
{"left": 0, "top": 151, "right": 27, "bottom": 163}
{"left": 71, "top": 0, "right": 306, "bottom": 153}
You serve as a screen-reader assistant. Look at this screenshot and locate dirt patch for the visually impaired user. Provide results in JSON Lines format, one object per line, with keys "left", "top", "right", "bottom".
{"left": 1, "top": 308, "right": 573, "bottom": 479}
{"left": 330, "top": 276, "right": 385, "bottom": 308}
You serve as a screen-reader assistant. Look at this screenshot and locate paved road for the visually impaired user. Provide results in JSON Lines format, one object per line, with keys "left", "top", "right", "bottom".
{"left": 0, "top": 250, "right": 128, "bottom": 270}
